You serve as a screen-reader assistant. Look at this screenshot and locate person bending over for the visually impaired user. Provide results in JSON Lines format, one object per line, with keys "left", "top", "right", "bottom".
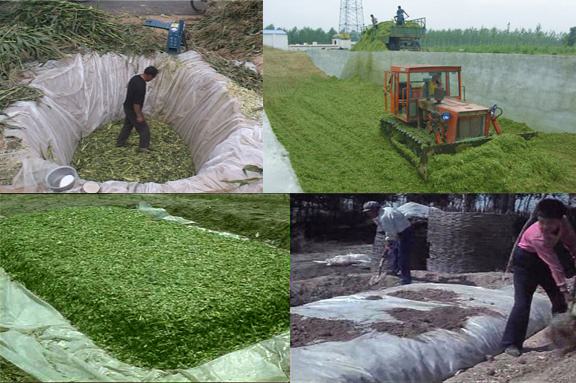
{"left": 502, "top": 198, "right": 576, "bottom": 357}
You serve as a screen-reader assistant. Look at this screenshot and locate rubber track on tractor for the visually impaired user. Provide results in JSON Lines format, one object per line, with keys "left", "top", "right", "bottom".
{"left": 380, "top": 117, "right": 537, "bottom": 180}
{"left": 380, "top": 117, "right": 434, "bottom": 179}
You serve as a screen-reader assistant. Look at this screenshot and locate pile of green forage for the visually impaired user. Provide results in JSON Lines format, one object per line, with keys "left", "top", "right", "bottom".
{"left": 352, "top": 20, "right": 421, "bottom": 51}
{"left": 263, "top": 49, "right": 576, "bottom": 192}
{"left": 0, "top": 206, "right": 290, "bottom": 369}
{"left": 0, "top": 0, "right": 160, "bottom": 80}
{"left": 71, "top": 119, "right": 195, "bottom": 183}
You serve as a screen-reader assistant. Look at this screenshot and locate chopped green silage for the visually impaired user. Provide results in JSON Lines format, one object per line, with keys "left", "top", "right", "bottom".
{"left": 0, "top": 206, "right": 289, "bottom": 369}
{"left": 264, "top": 48, "right": 576, "bottom": 192}
{"left": 352, "top": 20, "right": 421, "bottom": 52}
{"left": 71, "top": 119, "right": 194, "bottom": 183}
{"left": 0, "top": 194, "right": 290, "bottom": 250}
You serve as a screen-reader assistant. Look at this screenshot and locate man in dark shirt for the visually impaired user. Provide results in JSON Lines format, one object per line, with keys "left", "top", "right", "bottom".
{"left": 396, "top": 6, "right": 409, "bottom": 26}
{"left": 116, "top": 66, "right": 159, "bottom": 151}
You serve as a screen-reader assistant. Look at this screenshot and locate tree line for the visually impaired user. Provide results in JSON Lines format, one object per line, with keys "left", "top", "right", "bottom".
{"left": 265, "top": 24, "right": 338, "bottom": 44}
{"left": 423, "top": 25, "right": 575, "bottom": 48}
{"left": 266, "top": 24, "right": 576, "bottom": 51}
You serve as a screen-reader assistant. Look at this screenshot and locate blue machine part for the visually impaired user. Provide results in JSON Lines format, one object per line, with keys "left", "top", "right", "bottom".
{"left": 143, "top": 19, "right": 186, "bottom": 54}
{"left": 441, "top": 112, "right": 451, "bottom": 121}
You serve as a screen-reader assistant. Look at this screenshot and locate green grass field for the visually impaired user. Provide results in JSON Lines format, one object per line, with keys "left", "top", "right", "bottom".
{"left": 264, "top": 48, "right": 576, "bottom": 192}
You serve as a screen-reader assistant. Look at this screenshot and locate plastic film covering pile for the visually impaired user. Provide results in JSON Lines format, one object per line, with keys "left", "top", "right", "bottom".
{"left": 291, "top": 283, "right": 551, "bottom": 383}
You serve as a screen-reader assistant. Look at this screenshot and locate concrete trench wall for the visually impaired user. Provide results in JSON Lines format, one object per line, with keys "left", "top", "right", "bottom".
{"left": 306, "top": 50, "right": 576, "bottom": 133}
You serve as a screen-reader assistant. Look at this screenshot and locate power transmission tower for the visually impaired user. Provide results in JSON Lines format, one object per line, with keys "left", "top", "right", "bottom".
{"left": 339, "top": 0, "right": 364, "bottom": 34}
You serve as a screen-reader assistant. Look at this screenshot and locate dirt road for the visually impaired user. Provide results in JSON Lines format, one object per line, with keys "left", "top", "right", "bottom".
{"left": 84, "top": 1, "right": 198, "bottom": 15}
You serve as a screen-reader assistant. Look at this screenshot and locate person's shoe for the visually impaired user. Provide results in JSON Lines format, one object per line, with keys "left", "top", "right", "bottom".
{"left": 504, "top": 346, "right": 521, "bottom": 357}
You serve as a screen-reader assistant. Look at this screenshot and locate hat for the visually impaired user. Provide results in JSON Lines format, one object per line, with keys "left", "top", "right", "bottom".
{"left": 362, "top": 201, "right": 381, "bottom": 212}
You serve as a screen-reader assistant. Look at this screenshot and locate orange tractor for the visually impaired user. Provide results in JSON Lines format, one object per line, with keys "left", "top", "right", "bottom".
{"left": 381, "top": 65, "right": 534, "bottom": 178}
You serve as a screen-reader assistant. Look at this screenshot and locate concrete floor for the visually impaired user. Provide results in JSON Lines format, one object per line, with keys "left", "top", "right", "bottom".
{"left": 84, "top": 1, "right": 199, "bottom": 15}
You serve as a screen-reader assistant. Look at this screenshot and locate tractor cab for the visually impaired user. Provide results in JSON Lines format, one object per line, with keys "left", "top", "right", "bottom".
{"left": 385, "top": 65, "right": 463, "bottom": 124}
{"left": 384, "top": 64, "right": 503, "bottom": 146}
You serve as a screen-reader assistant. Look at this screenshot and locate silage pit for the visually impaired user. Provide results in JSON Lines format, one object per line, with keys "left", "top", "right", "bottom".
{"left": 71, "top": 118, "right": 194, "bottom": 183}
{"left": 0, "top": 206, "right": 289, "bottom": 369}
{"left": 2, "top": 51, "right": 262, "bottom": 192}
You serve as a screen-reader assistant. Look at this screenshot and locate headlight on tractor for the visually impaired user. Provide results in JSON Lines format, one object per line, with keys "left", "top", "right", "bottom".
{"left": 441, "top": 112, "right": 451, "bottom": 121}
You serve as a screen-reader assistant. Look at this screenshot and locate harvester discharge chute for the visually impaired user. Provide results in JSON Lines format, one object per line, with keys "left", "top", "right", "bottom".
{"left": 381, "top": 65, "right": 536, "bottom": 179}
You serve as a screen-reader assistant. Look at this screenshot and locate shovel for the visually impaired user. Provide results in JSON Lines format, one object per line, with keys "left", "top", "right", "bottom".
{"left": 369, "top": 248, "right": 389, "bottom": 286}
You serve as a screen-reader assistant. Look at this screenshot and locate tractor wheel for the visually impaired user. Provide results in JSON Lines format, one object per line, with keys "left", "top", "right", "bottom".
{"left": 191, "top": 0, "right": 209, "bottom": 14}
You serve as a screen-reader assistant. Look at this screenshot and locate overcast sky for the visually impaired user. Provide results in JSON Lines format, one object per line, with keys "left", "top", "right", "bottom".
{"left": 264, "top": 0, "right": 575, "bottom": 33}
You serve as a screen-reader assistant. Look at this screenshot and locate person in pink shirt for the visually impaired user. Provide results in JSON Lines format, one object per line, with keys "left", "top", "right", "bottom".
{"left": 501, "top": 199, "right": 576, "bottom": 357}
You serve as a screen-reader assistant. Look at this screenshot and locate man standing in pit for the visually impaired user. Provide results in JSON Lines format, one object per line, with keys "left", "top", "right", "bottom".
{"left": 363, "top": 201, "right": 414, "bottom": 285}
{"left": 116, "top": 66, "right": 159, "bottom": 152}
{"left": 395, "top": 6, "right": 409, "bottom": 26}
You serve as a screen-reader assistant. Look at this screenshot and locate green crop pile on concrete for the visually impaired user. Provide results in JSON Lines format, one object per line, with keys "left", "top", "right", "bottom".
{"left": 352, "top": 20, "right": 420, "bottom": 52}
{"left": 264, "top": 48, "right": 576, "bottom": 192}
{"left": 0, "top": 206, "right": 289, "bottom": 369}
{"left": 71, "top": 119, "right": 194, "bottom": 183}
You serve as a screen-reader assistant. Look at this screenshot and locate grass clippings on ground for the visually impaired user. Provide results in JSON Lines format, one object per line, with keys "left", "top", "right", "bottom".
{"left": 71, "top": 119, "right": 194, "bottom": 183}
{"left": 0, "top": 206, "right": 289, "bottom": 369}
{"left": 0, "top": 357, "right": 37, "bottom": 383}
{"left": 187, "top": 0, "right": 262, "bottom": 59}
{"left": 0, "top": 0, "right": 160, "bottom": 81}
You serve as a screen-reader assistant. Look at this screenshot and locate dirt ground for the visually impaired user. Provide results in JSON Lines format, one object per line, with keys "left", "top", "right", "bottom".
{"left": 387, "top": 288, "right": 461, "bottom": 303}
{"left": 291, "top": 314, "right": 361, "bottom": 347}
{"left": 375, "top": 306, "right": 503, "bottom": 338}
{"left": 293, "top": 241, "right": 576, "bottom": 383}
{"left": 291, "top": 242, "right": 373, "bottom": 281}
{"left": 291, "top": 306, "right": 501, "bottom": 347}
{"left": 85, "top": 1, "right": 199, "bottom": 15}
{"left": 291, "top": 242, "right": 513, "bottom": 306}
{"left": 444, "top": 328, "right": 576, "bottom": 383}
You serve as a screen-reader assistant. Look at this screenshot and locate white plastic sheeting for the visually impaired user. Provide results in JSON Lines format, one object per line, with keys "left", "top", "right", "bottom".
{"left": 291, "top": 283, "right": 551, "bottom": 383}
{"left": 397, "top": 202, "right": 441, "bottom": 219}
{"left": 313, "top": 254, "right": 371, "bottom": 267}
{"left": 2, "top": 51, "right": 262, "bottom": 192}
{"left": 262, "top": 112, "right": 302, "bottom": 192}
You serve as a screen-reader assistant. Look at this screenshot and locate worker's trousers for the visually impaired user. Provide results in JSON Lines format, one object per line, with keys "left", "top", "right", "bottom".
{"left": 501, "top": 247, "right": 568, "bottom": 349}
{"left": 117, "top": 106, "right": 150, "bottom": 149}
{"left": 396, "top": 227, "right": 413, "bottom": 285}
{"left": 372, "top": 227, "right": 413, "bottom": 285}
